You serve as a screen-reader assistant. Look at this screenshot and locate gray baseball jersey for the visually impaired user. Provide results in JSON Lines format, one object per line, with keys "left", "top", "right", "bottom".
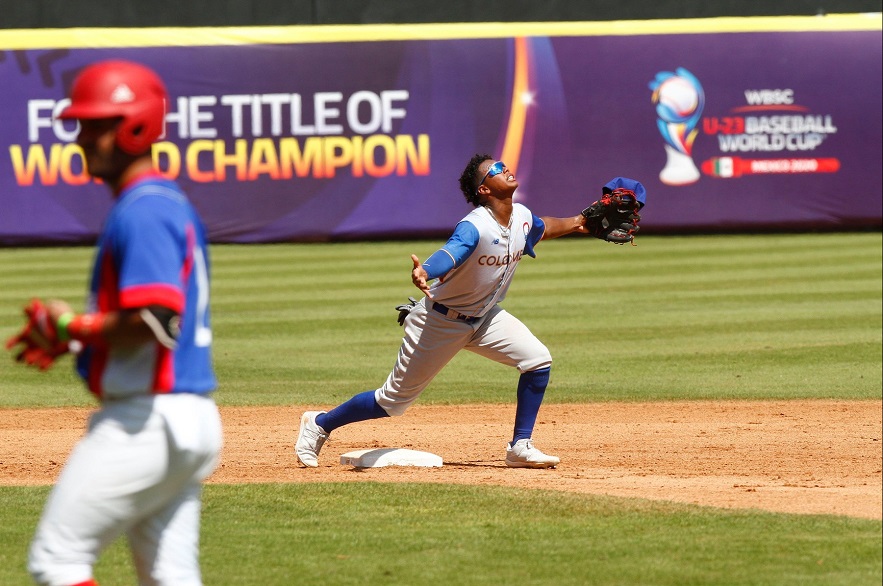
{"left": 428, "top": 202, "right": 541, "bottom": 317}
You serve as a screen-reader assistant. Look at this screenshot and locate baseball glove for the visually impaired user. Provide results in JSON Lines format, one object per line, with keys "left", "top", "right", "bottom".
{"left": 395, "top": 297, "right": 418, "bottom": 326}
{"left": 582, "top": 181, "right": 645, "bottom": 245}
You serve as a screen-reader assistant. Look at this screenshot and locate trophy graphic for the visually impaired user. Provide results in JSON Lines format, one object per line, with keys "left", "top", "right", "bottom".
{"left": 649, "top": 68, "right": 705, "bottom": 185}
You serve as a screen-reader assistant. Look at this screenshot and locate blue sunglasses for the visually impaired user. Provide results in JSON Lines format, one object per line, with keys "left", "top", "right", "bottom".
{"left": 476, "top": 161, "right": 506, "bottom": 195}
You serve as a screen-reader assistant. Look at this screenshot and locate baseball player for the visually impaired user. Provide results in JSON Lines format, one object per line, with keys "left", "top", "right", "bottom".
{"left": 6, "top": 60, "right": 222, "bottom": 586}
{"left": 295, "top": 153, "right": 644, "bottom": 468}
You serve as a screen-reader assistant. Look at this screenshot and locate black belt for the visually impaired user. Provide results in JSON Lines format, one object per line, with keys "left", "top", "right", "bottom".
{"left": 431, "top": 302, "right": 478, "bottom": 324}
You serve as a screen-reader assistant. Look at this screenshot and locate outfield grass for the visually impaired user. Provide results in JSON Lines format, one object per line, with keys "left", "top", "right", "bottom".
{"left": 1, "top": 233, "right": 879, "bottom": 406}
{"left": 0, "top": 233, "right": 881, "bottom": 585}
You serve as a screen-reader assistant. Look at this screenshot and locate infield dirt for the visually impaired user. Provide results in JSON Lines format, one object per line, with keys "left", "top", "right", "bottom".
{"left": 2, "top": 400, "right": 880, "bottom": 520}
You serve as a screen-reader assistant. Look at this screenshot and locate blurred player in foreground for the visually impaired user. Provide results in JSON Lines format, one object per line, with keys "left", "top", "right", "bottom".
{"left": 6, "top": 60, "right": 222, "bottom": 586}
{"left": 296, "top": 153, "right": 644, "bottom": 469}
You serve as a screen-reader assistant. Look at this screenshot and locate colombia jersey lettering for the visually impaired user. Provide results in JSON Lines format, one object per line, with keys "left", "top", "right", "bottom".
{"left": 428, "top": 203, "right": 544, "bottom": 316}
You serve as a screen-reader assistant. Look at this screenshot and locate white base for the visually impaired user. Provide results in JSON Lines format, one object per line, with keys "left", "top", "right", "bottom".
{"left": 340, "top": 448, "right": 443, "bottom": 468}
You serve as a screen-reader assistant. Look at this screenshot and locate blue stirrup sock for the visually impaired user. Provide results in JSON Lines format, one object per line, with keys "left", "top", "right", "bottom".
{"left": 511, "top": 366, "right": 551, "bottom": 445}
{"left": 316, "top": 390, "right": 389, "bottom": 433}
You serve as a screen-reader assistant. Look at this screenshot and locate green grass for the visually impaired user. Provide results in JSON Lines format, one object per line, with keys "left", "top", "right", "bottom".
{"left": 0, "top": 234, "right": 879, "bottom": 406}
{"left": 0, "top": 233, "right": 880, "bottom": 585}
{"left": 2, "top": 483, "right": 880, "bottom": 586}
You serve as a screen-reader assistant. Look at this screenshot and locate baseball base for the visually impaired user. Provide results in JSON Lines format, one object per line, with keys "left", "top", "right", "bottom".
{"left": 340, "top": 448, "right": 443, "bottom": 468}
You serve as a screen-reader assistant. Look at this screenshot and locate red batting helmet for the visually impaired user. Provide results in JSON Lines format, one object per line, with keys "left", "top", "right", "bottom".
{"left": 58, "top": 60, "right": 167, "bottom": 155}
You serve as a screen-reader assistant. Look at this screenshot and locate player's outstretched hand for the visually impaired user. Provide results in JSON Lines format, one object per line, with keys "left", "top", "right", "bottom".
{"left": 410, "top": 254, "right": 432, "bottom": 297}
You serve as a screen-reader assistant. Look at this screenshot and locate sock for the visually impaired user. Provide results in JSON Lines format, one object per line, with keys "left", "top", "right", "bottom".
{"left": 316, "top": 390, "right": 389, "bottom": 433}
{"left": 511, "top": 367, "right": 551, "bottom": 445}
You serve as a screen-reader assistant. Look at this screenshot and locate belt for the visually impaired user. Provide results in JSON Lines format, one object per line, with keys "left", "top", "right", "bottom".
{"left": 431, "top": 301, "right": 478, "bottom": 324}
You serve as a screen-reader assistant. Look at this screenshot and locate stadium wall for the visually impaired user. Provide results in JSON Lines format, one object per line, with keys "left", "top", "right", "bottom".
{"left": 1, "top": 9, "right": 880, "bottom": 243}
{"left": 4, "top": 0, "right": 882, "bottom": 27}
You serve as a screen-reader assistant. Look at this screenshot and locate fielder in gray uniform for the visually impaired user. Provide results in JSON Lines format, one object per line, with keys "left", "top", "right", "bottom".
{"left": 296, "top": 153, "right": 631, "bottom": 468}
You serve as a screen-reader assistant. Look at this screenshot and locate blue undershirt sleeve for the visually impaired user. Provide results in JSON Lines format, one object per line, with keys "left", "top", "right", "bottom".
{"left": 422, "top": 221, "right": 479, "bottom": 280}
{"left": 523, "top": 215, "right": 545, "bottom": 258}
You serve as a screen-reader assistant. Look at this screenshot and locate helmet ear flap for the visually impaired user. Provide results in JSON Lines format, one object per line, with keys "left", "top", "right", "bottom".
{"left": 116, "top": 97, "right": 165, "bottom": 155}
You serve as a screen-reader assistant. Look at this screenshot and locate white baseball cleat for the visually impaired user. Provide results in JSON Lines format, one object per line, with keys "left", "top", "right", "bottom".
{"left": 505, "top": 438, "right": 560, "bottom": 469}
{"left": 295, "top": 411, "right": 328, "bottom": 467}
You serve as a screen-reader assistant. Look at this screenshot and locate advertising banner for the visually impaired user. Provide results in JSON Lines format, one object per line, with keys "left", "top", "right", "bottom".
{"left": 1, "top": 16, "right": 880, "bottom": 244}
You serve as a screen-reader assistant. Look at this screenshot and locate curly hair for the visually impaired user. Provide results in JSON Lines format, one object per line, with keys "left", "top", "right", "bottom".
{"left": 458, "top": 153, "right": 494, "bottom": 207}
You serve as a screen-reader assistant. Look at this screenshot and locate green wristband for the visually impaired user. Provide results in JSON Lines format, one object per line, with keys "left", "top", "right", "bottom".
{"left": 55, "top": 312, "right": 75, "bottom": 342}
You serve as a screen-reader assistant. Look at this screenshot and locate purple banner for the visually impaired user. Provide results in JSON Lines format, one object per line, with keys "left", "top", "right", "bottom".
{"left": 2, "top": 26, "right": 880, "bottom": 244}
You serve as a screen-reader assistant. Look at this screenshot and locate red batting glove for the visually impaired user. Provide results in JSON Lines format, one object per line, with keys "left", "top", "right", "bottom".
{"left": 22, "top": 298, "right": 62, "bottom": 349}
{"left": 5, "top": 327, "right": 70, "bottom": 370}
{"left": 15, "top": 341, "right": 70, "bottom": 370}
{"left": 5, "top": 299, "right": 70, "bottom": 370}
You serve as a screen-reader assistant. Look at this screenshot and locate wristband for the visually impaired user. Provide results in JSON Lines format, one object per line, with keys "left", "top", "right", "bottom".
{"left": 67, "top": 313, "right": 107, "bottom": 344}
{"left": 55, "top": 312, "right": 75, "bottom": 342}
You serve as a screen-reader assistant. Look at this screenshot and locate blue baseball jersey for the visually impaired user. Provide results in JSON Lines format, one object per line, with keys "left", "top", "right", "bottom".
{"left": 76, "top": 173, "right": 216, "bottom": 399}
